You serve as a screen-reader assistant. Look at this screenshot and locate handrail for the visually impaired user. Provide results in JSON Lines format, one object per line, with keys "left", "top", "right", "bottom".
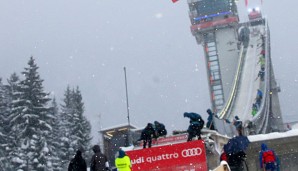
{"left": 218, "top": 45, "right": 245, "bottom": 119}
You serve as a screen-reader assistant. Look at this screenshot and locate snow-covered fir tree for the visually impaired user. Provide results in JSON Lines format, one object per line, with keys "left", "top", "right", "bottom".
{"left": 0, "top": 57, "right": 93, "bottom": 170}
{"left": 59, "top": 86, "right": 92, "bottom": 169}
{"left": 48, "top": 97, "right": 63, "bottom": 170}
{"left": 9, "top": 57, "right": 53, "bottom": 171}
{"left": 59, "top": 86, "right": 74, "bottom": 168}
{"left": 71, "top": 87, "right": 92, "bottom": 150}
{"left": 5, "top": 73, "right": 23, "bottom": 170}
{"left": 0, "top": 78, "right": 9, "bottom": 167}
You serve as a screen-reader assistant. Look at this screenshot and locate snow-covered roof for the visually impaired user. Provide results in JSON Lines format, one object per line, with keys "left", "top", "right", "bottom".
{"left": 99, "top": 123, "right": 139, "bottom": 132}
{"left": 248, "top": 128, "right": 298, "bottom": 142}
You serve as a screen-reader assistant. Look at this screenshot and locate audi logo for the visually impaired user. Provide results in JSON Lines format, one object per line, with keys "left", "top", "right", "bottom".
{"left": 181, "top": 148, "right": 202, "bottom": 157}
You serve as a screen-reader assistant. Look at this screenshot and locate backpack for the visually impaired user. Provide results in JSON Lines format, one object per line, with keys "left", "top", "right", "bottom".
{"left": 263, "top": 150, "right": 275, "bottom": 163}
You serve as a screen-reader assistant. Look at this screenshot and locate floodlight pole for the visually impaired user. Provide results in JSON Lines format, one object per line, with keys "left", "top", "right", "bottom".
{"left": 124, "top": 67, "right": 131, "bottom": 146}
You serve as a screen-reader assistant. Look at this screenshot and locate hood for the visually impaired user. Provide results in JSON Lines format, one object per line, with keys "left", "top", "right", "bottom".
{"left": 261, "top": 143, "right": 268, "bottom": 151}
{"left": 75, "top": 150, "right": 82, "bottom": 159}
{"left": 118, "top": 149, "right": 126, "bottom": 158}
{"left": 92, "top": 145, "right": 101, "bottom": 153}
{"left": 76, "top": 150, "right": 82, "bottom": 156}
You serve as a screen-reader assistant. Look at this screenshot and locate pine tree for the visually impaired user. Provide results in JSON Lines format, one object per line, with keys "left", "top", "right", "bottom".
{"left": 48, "top": 97, "right": 63, "bottom": 170}
{"left": 71, "top": 87, "right": 92, "bottom": 150}
{"left": 0, "top": 78, "right": 9, "bottom": 168}
{"left": 59, "top": 86, "right": 92, "bottom": 169}
{"left": 59, "top": 86, "right": 74, "bottom": 168}
{"left": 5, "top": 73, "right": 24, "bottom": 170}
{"left": 10, "top": 57, "right": 53, "bottom": 171}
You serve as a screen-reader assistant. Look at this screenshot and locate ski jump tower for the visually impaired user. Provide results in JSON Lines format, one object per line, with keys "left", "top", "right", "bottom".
{"left": 187, "top": 0, "right": 285, "bottom": 133}
{"left": 188, "top": 0, "right": 240, "bottom": 113}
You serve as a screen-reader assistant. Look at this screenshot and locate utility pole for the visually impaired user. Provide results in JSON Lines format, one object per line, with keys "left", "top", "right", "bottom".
{"left": 123, "top": 67, "right": 131, "bottom": 146}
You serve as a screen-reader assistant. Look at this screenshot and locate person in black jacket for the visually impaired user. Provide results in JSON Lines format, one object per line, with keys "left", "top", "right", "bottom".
{"left": 154, "top": 121, "right": 167, "bottom": 138}
{"left": 90, "top": 145, "right": 110, "bottom": 171}
{"left": 68, "top": 149, "right": 87, "bottom": 171}
{"left": 139, "top": 123, "right": 157, "bottom": 149}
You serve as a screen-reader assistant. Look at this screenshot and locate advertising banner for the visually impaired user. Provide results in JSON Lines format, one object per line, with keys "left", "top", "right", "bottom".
{"left": 126, "top": 140, "right": 207, "bottom": 171}
{"left": 138, "top": 133, "right": 188, "bottom": 147}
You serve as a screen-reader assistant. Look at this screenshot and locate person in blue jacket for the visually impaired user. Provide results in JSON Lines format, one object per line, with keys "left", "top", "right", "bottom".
{"left": 206, "top": 109, "right": 216, "bottom": 130}
{"left": 259, "top": 143, "right": 277, "bottom": 171}
{"left": 184, "top": 112, "right": 204, "bottom": 141}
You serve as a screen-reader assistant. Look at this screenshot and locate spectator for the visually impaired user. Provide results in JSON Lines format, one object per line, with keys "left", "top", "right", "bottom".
{"left": 184, "top": 112, "right": 205, "bottom": 141}
{"left": 206, "top": 109, "right": 216, "bottom": 130}
{"left": 255, "top": 68, "right": 265, "bottom": 81}
{"left": 233, "top": 116, "right": 243, "bottom": 135}
{"left": 252, "top": 103, "right": 258, "bottom": 116}
{"left": 257, "top": 55, "right": 265, "bottom": 68}
{"left": 257, "top": 89, "right": 263, "bottom": 99}
{"left": 115, "top": 149, "right": 132, "bottom": 171}
{"left": 259, "top": 143, "right": 277, "bottom": 171}
{"left": 90, "top": 145, "right": 110, "bottom": 171}
{"left": 154, "top": 121, "right": 167, "bottom": 138}
{"left": 139, "top": 123, "right": 157, "bottom": 149}
{"left": 68, "top": 148, "right": 87, "bottom": 171}
{"left": 255, "top": 89, "right": 263, "bottom": 109}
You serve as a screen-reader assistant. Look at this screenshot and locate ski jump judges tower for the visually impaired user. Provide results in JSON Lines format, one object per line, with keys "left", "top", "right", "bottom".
{"left": 187, "top": 0, "right": 284, "bottom": 134}
{"left": 188, "top": 0, "right": 239, "bottom": 113}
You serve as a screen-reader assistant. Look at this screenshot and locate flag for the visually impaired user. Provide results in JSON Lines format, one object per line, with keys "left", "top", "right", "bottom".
{"left": 172, "top": 0, "right": 179, "bottom": 3}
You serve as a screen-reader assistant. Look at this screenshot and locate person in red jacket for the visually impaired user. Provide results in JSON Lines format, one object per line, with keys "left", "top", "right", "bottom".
{"left": 259, "top": 143, "right": 277, "bottom": 171}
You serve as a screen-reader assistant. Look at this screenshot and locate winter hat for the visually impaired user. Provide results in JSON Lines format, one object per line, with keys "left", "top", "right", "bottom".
{"left": 261, "top": 143, "right": 268, "bottom": 151}
{"left": 234, "top": 116, "right": 239, "bottom": 120}
{"left": 118, "top": 149, "right": 126, "bottom": 158}
{"left": 92, "top": 145, "right": 101, "bottom": 153}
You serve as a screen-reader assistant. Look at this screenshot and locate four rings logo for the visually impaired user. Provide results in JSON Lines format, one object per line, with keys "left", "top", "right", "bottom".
{"left": 181, "top": 148, "right": 202, "bottom": 157}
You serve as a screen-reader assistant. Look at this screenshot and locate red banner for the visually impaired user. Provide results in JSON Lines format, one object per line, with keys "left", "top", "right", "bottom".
{"left": 191, "top": 17, "right": 239, "bottom": 32}
{"left": 138, "top": 134, "right": 188, "bottom": 147}
{"left": 127, "top": 140, "right": 207, "bottom": 171}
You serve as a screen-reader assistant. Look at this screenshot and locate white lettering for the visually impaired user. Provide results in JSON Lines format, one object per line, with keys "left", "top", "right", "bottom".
{"left": 145, "top": 152, "right": 179, "bottom": 163}
{"left": 131, "top": 157, "right": 144, "bottom": 164}
{"left": 146, "top": 157, "right": 152, "bottom": 163}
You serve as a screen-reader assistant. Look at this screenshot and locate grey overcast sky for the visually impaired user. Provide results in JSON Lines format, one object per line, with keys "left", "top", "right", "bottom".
{"left": 0, "top": 0, "right": 297, "bottom": 142}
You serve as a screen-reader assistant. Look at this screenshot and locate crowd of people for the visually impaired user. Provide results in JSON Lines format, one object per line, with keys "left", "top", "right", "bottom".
{"left": 138, "top": 120, "right": 167, "bottom": 148}
{"left": 252, "top": 33, "right": 266, "bottom": 117}
{"left": 68, "top": 145, "right": 110, "bottom": 171}
{"left": 68, "top": 107, "right": 281, "bottom": 171}
{"left": 219, "top": 142, "right": 280, "bottom": 171}
{"left": 68, "top": 145, "right": 132, "bottom": 171}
